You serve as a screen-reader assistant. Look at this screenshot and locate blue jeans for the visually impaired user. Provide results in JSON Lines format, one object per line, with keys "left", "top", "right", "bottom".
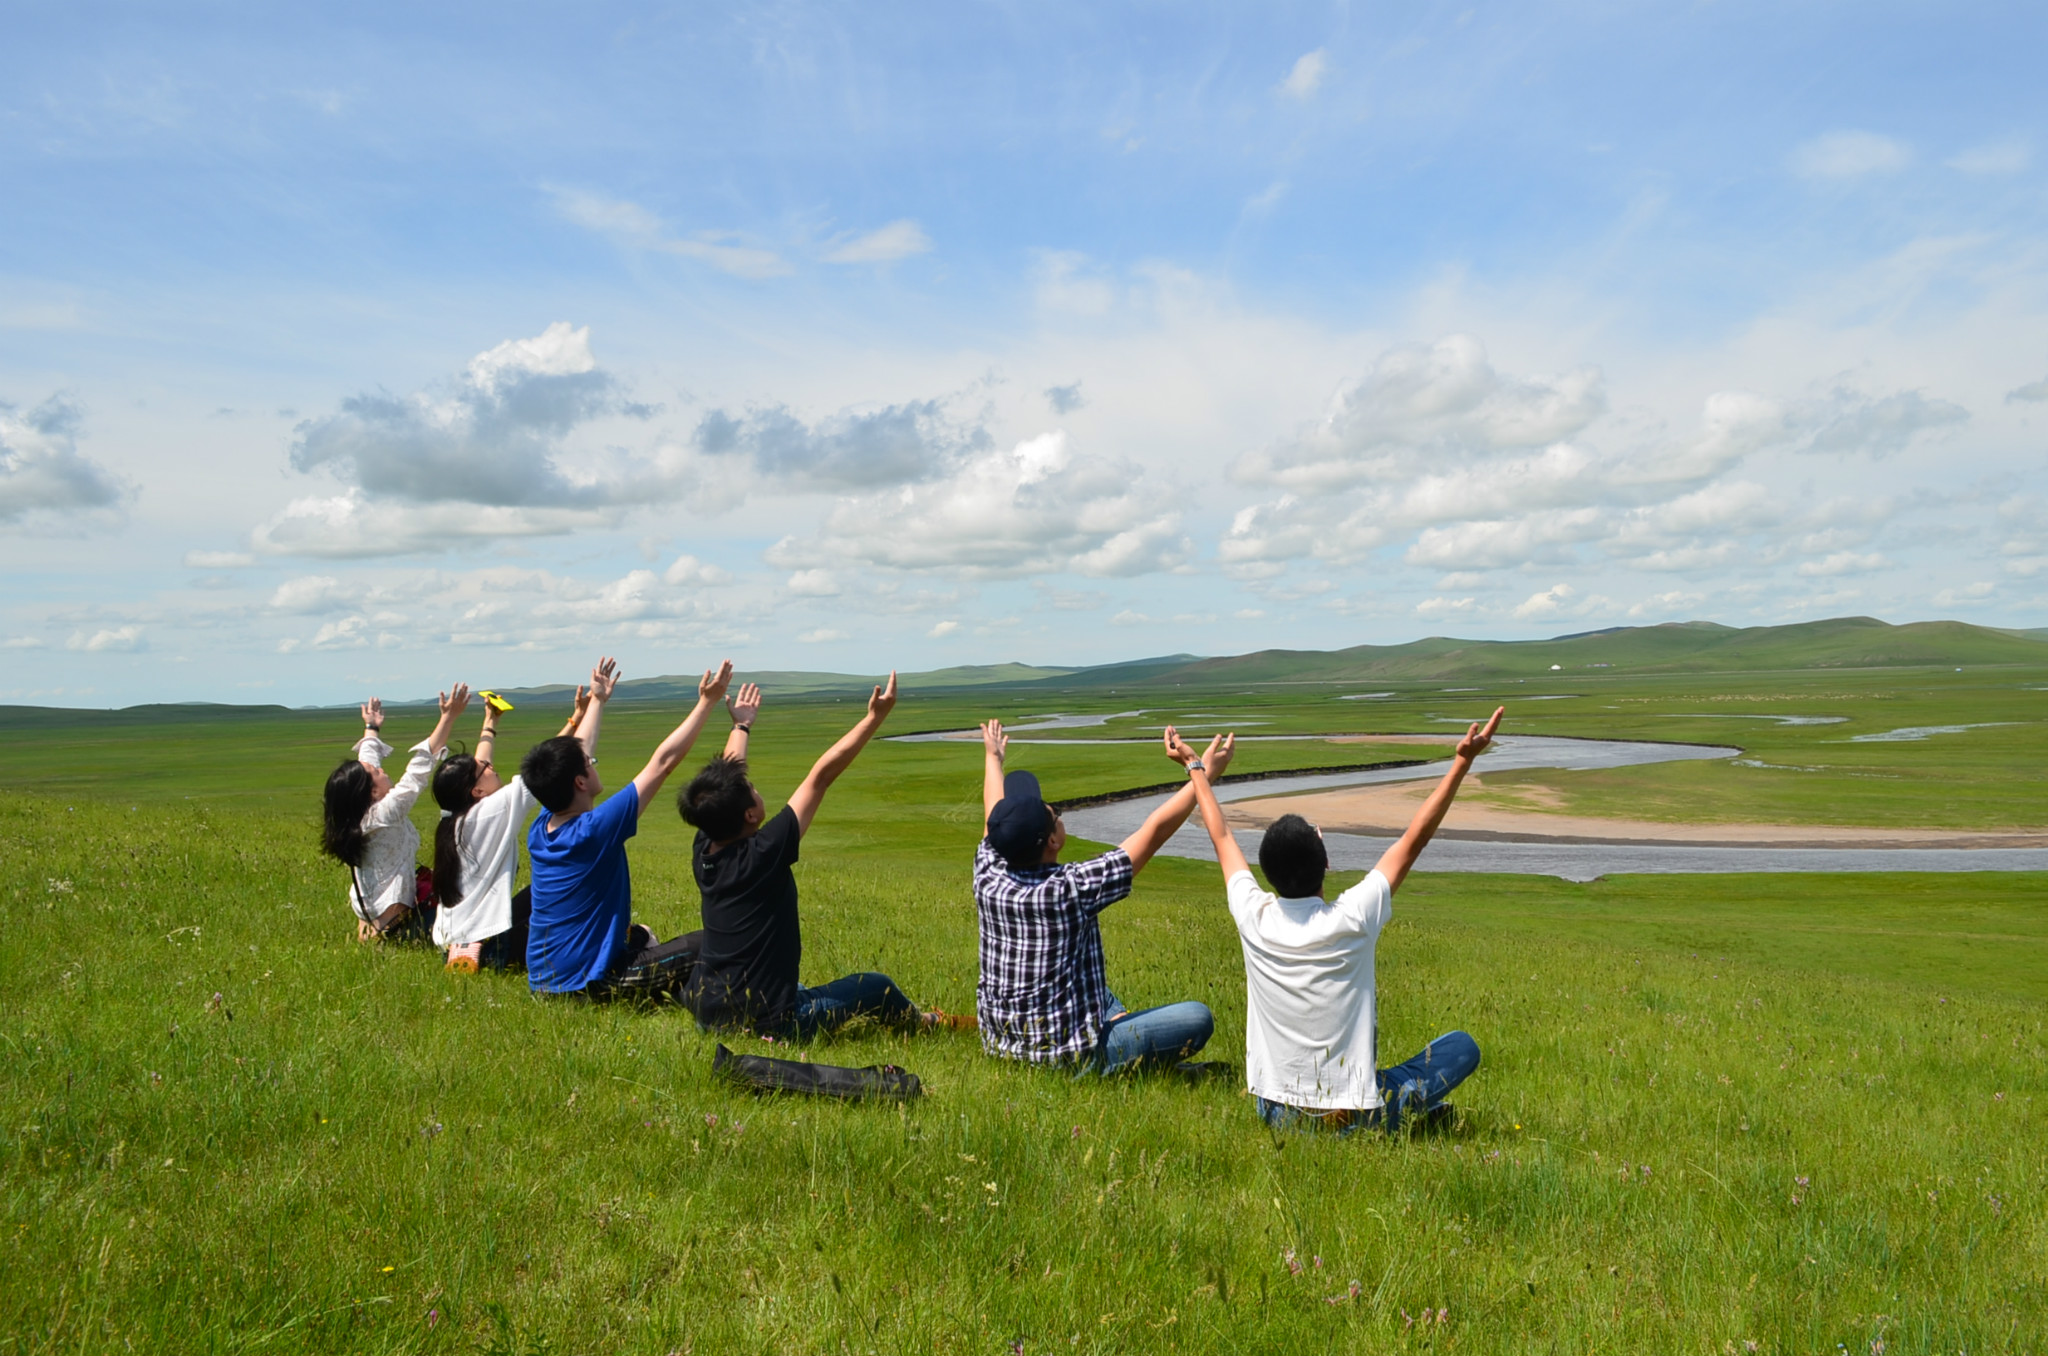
{"left": 1084, "top": 991, "right": 1214, "bottom": 1074}
{"left": 788, "top": 971, "right": 917, "bottom": 1039}
{"left": 1256, "top": 1030, "right": 1481, "bottom": 1133}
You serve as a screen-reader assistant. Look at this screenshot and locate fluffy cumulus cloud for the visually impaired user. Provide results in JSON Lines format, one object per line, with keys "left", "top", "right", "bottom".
{"left": 266, "top": 563, "right": 743, "bottom": 654}
{"left": 774, "top": 431, "right": 1189, "bottom": 579}
{"left": 253, "top": 324, "right": 994, "bottom": 557}
{"left": 0, "top": 396, "right": 127, "bottom": 525}
{"left": 1219, "top": 335, "right": 1973, "bottom": 588}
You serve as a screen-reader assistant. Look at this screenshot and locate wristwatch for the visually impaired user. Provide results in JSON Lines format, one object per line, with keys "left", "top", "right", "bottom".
{"left": 1186, "top": 759, "right": 1205, "bottom": 773}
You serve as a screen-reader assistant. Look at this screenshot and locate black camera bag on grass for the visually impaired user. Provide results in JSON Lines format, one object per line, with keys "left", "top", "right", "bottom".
{"left": 711, "top": 1043, "right": 923, "bottom": 1101}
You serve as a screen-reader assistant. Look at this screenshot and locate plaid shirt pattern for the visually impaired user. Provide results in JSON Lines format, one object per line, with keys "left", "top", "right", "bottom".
{"left": 972, "top": 839, "right": 1134, "bottom": 1063}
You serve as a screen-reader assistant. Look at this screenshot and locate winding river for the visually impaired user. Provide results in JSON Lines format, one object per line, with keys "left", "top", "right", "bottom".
{"left": 894, "top": 729, "right": 2048, "bottom": 880}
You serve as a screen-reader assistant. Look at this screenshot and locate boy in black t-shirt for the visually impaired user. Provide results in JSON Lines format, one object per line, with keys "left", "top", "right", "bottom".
{"left": 678, "top": 673, "right": 956, "bottom": 1038}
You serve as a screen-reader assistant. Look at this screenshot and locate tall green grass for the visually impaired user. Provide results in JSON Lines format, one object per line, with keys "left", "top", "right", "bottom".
{"left": 2, "top": 691, "right": 2043, "bottom": 1352}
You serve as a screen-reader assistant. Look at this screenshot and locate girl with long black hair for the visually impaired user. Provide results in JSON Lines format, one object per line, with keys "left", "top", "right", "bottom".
{"left": 321, "top": 685, "right": 468, "bottom": 940}
{"left": 431, "top": 684, "right": 591, "bottom": 972}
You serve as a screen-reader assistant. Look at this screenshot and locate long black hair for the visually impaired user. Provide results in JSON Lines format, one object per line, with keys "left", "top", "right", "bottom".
{"left": 321, "top": 759, "right": 375, "bottom": 867}
{"left": 430, "top": 751, "right": 484, "bottom": 907}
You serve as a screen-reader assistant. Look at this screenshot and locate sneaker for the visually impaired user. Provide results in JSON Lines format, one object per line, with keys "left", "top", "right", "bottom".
{"left": 445, "top": 942, "right": 483, "bottom": 974}
{"left": 919, "top": 1008, "right": 979, "bottom": 1033}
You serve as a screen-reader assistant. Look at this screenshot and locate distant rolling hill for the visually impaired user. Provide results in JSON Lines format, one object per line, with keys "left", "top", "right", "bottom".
{"left": 508, "top": 617, "right": 2046, "bottom": 705}
{"left": 1088, "top": 617, "right": 2048, "bottom": 685}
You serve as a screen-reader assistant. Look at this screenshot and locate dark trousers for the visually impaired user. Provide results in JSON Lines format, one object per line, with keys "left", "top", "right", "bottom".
{"left": 478, "top": 886, "right": 532, "bottom": 970}
{"left": 581, "top": 929, "right": 704, "bottom": 1002}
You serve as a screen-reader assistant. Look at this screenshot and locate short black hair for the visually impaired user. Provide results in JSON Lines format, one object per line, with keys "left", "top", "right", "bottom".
{"left": 1258, "top": 813, "right": 1327, "bottom": 899}
{"left": 679, "top": 755, "right": 754, "bottom": 842}
{"left": 520, "top": 735, "right": 589, "bottom": 814}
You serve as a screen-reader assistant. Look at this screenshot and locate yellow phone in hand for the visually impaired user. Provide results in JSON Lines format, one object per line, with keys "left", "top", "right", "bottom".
{"left": 479, "top": 690, "right": 515, "bottom": 714}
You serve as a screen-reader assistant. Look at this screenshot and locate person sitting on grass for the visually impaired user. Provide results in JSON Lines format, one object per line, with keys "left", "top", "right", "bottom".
{"left": 321, "top": 686, "right": 468, "bottom": 942}
{"left": 678, "top": 673, "right": 955, "bottom": 1040}
{"left": 519, "top": 657, "right": 726, "bottom": 998}
{"left": 1171, "top": 707, "right": 1504, "bottom": 1133}
{"left": 430, "top": 684, "right": 592, "bottom": 973}
{"left": 970, "top": 718, "right": 1235, "bottom": 1073}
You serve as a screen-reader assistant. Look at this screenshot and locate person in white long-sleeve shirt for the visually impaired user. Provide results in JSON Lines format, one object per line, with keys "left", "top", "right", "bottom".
{"left": 321, "top": 686, "right": 468, "bottom": 941}
{"left": 431, "top": 685, "right": 592, "bottom": 972}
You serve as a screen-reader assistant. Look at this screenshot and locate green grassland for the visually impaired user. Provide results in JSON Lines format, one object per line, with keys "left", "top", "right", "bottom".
{"left": 3, "top": 673, "right": 2046, "bottom": 1352}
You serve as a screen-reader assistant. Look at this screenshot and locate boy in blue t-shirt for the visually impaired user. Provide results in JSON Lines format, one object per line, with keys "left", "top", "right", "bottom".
{"left": 521, "top": 656, "right": 733, "bottom": 995}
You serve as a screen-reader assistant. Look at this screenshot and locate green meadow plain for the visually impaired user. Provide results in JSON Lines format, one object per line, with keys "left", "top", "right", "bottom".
{"left": 2, "top": 654, "right": 2045, "bottom": 1353}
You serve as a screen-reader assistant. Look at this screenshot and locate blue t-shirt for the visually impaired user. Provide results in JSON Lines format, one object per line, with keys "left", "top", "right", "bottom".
{"left": 526, "top": 785, "right": 639, "bottom": 993}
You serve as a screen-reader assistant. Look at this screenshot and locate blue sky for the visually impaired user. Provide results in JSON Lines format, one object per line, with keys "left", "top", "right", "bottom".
{"left": 4, "top": 1, "right": 2045, "bottom": 706}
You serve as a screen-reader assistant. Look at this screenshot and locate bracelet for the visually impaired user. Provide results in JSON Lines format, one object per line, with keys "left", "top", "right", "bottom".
{"left": 734, "top": 722, "right": 752, "bottom": 733}
{"left": 1187, "top": 759, "right": 1205, "bottom": 773}
{"left": 365, "top": 725, "right": 382, "bottom": 733}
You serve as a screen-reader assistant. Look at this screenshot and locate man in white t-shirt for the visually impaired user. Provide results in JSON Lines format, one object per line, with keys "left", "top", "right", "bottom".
{"left": 1171, "top": 706, "right": 1503, "bottom": 1133}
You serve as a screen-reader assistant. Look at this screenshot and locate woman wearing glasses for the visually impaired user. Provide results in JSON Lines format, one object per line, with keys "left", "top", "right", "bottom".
{"left": 430, "top": 679, "right": 595, "bottom": 972}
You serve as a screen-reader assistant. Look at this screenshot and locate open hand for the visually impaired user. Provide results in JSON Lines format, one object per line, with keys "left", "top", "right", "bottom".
{"left": 1458, "top": 707, "right": 1505, "bottom": 761}
{"left": 698, "top": 659, "right": 734, "bottom": 704}
{"left": 569, "top": 684, "right": 592, "bottom": 725}
{"left": 440, "top": 683, "right": 472, "bottom": 718}
{"left": 589, "top": 657, "right": 620, "bottom": 704}
{"left": 868, "top": 671, "right": 899, "bottom": 722}
{"left": 981, "top": 718, "right": 1008, "bottom": 761}
{"left": 727, "top": 681, "right": 762, "bottom": 727}
{"left": 1203, "top": 731, "right": 1237, "bottom": 778}
{"left": 360, "top": 697, "right": 384, "bottom": 729}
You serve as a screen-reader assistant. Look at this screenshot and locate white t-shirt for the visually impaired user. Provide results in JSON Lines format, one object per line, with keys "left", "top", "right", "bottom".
{"left": 1227, "top": 868, "right": 1393, "bottom": 1111}
{"left": 433, "top": 775, "right": 539, "bottom": 948}
{"left": 348, "top": 736, "right": 437, "bottom": 923}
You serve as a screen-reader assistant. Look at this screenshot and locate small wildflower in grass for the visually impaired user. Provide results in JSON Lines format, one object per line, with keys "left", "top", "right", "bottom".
{"left": 426, "top": 1308, "right": 439, "bottom": 1328}
{"left": 1284, "top": 1247, "right": 1302, "bottom": 1276}
{"left": 1348, "top": 1280, "right": 1362, "bottom": 1299}
{"left": 1071, "top": 1125, "right": 1082, "bottom": 1139}
{"left": 704, "top": 1114, "right": 717, "bottom": 1127}
{"left": 1313, "top": 1254, "right": 1323, "bottom": 1270}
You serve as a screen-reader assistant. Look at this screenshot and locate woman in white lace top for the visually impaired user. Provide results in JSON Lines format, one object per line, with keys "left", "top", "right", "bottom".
{"left": 320, "top": 685, "right": 468, "bottom": 939}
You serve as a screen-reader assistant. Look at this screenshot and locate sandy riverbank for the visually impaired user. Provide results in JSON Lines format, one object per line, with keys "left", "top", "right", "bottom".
{"left": 1223, "top": 776, "right": 2048, "bottom": 849}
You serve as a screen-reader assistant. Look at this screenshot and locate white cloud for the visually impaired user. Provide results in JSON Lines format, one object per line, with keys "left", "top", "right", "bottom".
{"left": 2006, "top": 377, "right": 2048, "bottom": 404}
{"left": 270, "top": 575, "right": 356, "bottom": 613}
{"left": 1044, "top": 382, "right": 1086, "bottom": 415}
{"left": 797, "top": 628, "right": 849, "bottom": 643}
{"left": 4, "top": 636, "right": 47, "bottom": 649}
{"left": 662, "top": 554, "right": 731, "bottom": 586}
{"left": 690, "top": 398, "right": 975, "bottom": 492}
{"left": 1416, "top": 596, "right": 1476, "bottom": 618}
{"left": 66, "top": 625, "right": 144, "bottom": 652}
{"left": 1034, "top": 252, "right": 1116, "bottom": 316}
{"left": 184, "top": 550, "right": 255, "bottom": 568}
{"left": 1790, "top": 131, "right": 1913, "bottom": 179}
{"left": 1796, "top": 551, "right": 1888, "bottom": 577}
{"left": 927, "top": 620, "right": 960, "bottom": 637}
{"left": 823, "top": 220, "right": 932, "bottom": 264}
{"left": 551, "top": 189, "right": 791, "bottom": 278}
{"left": 778, "top": 431, "right": 1189, "bottom": 578}
{"left": 252, "top": 490, "right": 617, "bottom": 558}
{"left": 1627, "top": 590, "right": 1706, "bottom": 619}
{"left": 786, "top": 568, "right": 840, "bottom": 597}
{"left": 1279, "top": 49, "right": 1327, "bottom": 100}
{"left": 1801, "top": 384, "right": 1967, "bottom": 457}
{"left": 1947, "top": 140, "right": 2029, "bottom": 175}
{"left": 1110, "top": 609, "right": 1152, "bottom": 626}
{"left": 0, "top": 396, "right": 126, "bottom": 524}
{"left": 1233, "top": 335, "right": 1605, "bottom": 491}
{"left": 1511, "top": 583, "right": 1576, "bottom": 620}
{"left": 1933, "top": 582, "right": 1994, "bottom": 607}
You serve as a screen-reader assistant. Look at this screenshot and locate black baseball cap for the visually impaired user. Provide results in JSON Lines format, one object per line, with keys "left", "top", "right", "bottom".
{"left": 986, "top": 769, "right": 1056, "bottom": 868}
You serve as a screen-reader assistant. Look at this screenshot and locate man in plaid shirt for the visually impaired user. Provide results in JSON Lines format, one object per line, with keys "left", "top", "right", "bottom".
{"left": 971, "top": 717, "right": 1236, "bottom": 1071}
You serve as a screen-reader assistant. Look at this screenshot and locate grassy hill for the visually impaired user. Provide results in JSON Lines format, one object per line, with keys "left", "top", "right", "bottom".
{"left": 1058, "top": 616, "right": 2048, "bottom": 686}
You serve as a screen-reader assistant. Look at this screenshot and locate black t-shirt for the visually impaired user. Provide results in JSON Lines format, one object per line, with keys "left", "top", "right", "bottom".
{"left": 683, "top": 805, "right": 802, "bottom": 1029}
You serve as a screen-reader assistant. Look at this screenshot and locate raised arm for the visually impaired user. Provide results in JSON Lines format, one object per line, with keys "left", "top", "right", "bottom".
{"left": 555, "top": 685, "right": 591, "bottom": 739}
{"left": 980, "top": 719, "right": 1009, "bottom": 830}
{"left": 720, "top": 683, "right": 761, "bottom": 761}
{"left": 1166, "top": 727, "right": 1248, "bottom": 879}
{"left": 476, "top": 694, "right": 502, "bottom": 769}
{"left": 356, "top": 698, "right": 388, "bottom": 765}
{"left": 1373, "top": 706, "right": 1503, "bottom": 893}
{"left": 1118, "top": 727, "right": 1237, "bottom": 871}
{"left": 629, "top": 660, "right": 734, "bottom": 809}
{"left": 787, "top": 672, "right": 898, "bottom": 837}
{"left": 426, "top": 684, "right": 469, "bottom": 758}
{"left": 574, "top": 658, "right": 618, "bottom": 756}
